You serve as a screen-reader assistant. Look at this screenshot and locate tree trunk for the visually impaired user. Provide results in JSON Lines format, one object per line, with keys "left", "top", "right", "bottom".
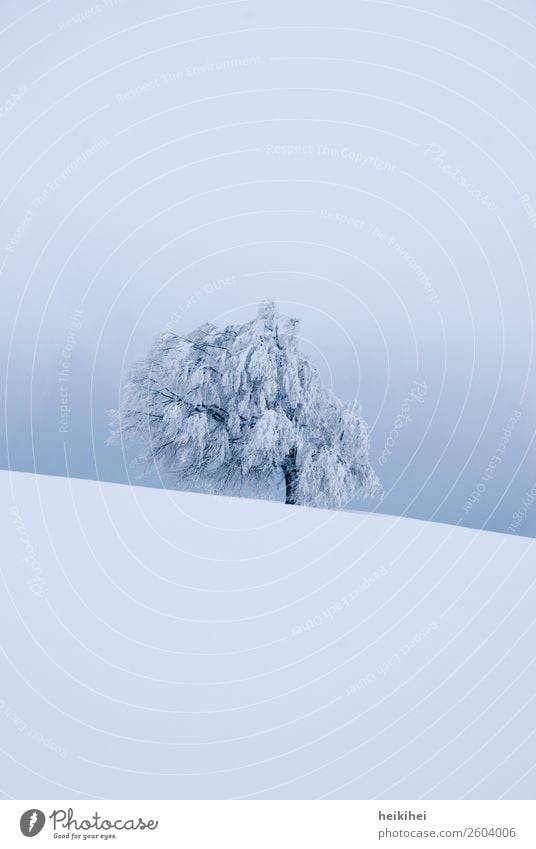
{"left": 284, "top": 447, "right": 298, "bottom": 505}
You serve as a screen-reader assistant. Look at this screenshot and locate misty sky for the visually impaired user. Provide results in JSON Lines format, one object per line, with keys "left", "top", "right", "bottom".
{"left": 1, "top": 0, "right": 535, "bottom": 535}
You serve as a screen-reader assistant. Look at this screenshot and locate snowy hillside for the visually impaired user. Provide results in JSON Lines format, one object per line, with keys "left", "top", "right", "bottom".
{"left": 1, "top": 470, "right": 535, "bottom": 799}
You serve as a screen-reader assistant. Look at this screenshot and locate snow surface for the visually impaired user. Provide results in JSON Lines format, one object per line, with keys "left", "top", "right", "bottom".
{"left": 1, "top": 470, "right": 535, "bottom": 799}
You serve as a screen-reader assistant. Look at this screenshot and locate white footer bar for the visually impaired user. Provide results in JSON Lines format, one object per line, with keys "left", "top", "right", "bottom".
{"left": 0, "top": 800, "right": 534, "bottom": 847}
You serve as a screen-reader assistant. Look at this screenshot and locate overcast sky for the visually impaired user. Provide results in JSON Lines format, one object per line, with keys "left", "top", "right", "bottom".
{"left": 1, "top": 0, "right": 535, "bottom": 535}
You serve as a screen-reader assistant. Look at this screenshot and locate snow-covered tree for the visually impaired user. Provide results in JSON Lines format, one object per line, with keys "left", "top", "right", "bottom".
{"left": 108, "top": 301, "right": 382, "bottom": 509}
